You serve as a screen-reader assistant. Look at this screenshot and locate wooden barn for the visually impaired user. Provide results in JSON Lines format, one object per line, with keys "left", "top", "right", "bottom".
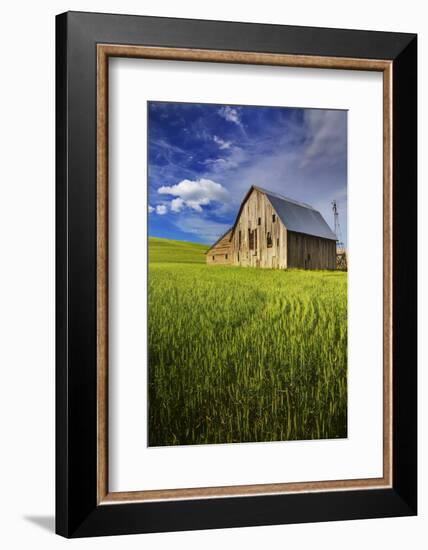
{"left": 206, "top": 186, "right": 337, "bottom": 270}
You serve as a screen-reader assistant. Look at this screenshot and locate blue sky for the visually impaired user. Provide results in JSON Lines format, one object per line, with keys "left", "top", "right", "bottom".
{"left": 148, "top": 101, "right": 347, "bottom": 246}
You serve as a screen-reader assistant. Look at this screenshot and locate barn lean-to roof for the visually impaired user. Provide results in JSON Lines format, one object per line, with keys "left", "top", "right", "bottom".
{"left": 231, "top": 185, "right": 337, "bottom": 242}
{"left": 204, "top": 227, "right": 233, "bottom": 253}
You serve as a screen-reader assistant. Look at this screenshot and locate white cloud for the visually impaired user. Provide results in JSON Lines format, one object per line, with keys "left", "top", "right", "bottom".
{"left": 213, "top": 135, "right": 231, "bottom": 149}
{"left": 218, "top": 106, "right": 241, "bottom": 126}
{"left": 203, "top": 145, "right": 245, "bottom": 173}
{"left": 203, "top": 158, "right": 226, "bottom": 165}
{"left": 158, "top": 178, "right": 228, "bottom": 212}
{"left": 203, "top": 157, "right": 238, "bottom": 171}
{"left": 148, "top": 205, "right": 155, "bottom": 213}
{"left": 155, "top": 204, "right": 168, "bottom": 215}
{"left": 152, "top": 139, "right": 187, "bottom": 156}
{"left": 170, "top": 197, "right": 185, "bottom": 212}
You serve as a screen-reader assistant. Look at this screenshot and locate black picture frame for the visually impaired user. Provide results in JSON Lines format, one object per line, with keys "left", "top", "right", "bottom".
{"left": 56, "top": 11, "right": 417, "bottom": 538}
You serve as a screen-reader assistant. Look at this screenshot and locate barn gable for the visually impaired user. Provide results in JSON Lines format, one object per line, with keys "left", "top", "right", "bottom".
{"left": 229, "top": 187, "right": 288, "bottom": 269}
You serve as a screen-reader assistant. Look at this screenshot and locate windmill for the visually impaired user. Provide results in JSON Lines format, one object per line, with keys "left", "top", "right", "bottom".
{"left": 331, "top": 200, "right": 347, "bottom": 271}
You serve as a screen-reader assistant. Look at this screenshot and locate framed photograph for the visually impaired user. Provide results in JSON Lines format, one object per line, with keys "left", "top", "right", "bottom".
{"left": 56, "top": 11, "right": 417, "bottom": 537}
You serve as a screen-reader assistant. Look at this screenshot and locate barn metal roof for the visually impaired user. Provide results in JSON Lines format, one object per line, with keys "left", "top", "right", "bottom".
{"left": 255, "top": 186, "right": 337, "bottom": 241}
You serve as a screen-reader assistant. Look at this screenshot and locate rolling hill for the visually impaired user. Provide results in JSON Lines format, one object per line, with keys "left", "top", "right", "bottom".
{"left": 148, "top": 237, "right": 208, "bottom": 264}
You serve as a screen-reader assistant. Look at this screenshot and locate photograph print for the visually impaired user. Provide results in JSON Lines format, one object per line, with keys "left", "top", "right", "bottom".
{"left": 147, "top": 101, "right": 348, "bottom": 447}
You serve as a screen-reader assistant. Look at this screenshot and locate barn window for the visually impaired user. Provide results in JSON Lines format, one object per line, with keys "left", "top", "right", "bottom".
{"left": 276, "top": 238, "right": 279, "bottom": 247}
{"left": 212, "top": 256, "right": 215, "bottom": 261}
{"left": 272, "top": 214, "right": 276, "bottom": 222}
{"left": 267, "top": 232, "right": 272, "bottom": 248}
{"left": 225, "top": 254, "right": 228, "bottom": 260}
{"left": 258, "top": 217, "right": 261, "bottom": 225}
{"left": 249, "top": 229, "right": 254, "bottom": 250}
{"left": 238, "top": 230, "right": 242, "bottom": 247}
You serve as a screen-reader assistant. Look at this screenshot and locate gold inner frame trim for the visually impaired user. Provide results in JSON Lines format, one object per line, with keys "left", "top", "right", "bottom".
{"left": 96, "top": 44, "right": 393, "bottom": 505}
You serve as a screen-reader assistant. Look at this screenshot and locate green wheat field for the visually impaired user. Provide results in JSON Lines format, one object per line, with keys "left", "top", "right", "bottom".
{"left": 148, "top": 237, "right": 347, "bottom": 446}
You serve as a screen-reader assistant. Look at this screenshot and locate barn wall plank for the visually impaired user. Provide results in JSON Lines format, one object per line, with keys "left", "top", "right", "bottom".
{"left": 287, "top": 231, "right": 336, "bottom": 270}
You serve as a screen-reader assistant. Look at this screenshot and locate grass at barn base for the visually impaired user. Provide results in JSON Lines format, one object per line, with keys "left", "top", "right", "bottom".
{"left": 148, "top": 237, "right": 347, "bottom": 446}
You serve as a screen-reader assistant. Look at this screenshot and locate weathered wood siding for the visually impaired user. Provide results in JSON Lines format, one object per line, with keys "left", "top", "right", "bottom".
{"left": 287, "top": 231, "right": 336, "bottom": 270}
{"left": 231, "top": 188, "right": 287, "bottom": 269}
{"left": 206, "top": 229, "right": 233, "bottom": 265}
